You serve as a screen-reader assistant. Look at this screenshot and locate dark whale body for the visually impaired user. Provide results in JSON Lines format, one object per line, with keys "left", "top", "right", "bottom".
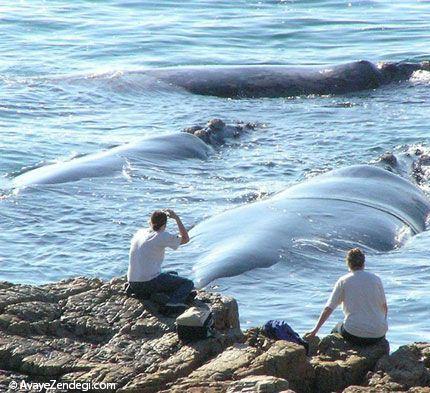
{"left": 146, "top": 60, "right": 429, "bottom": 98}
{"left": 189, "top": 164, "right": 430, "bottom": 287}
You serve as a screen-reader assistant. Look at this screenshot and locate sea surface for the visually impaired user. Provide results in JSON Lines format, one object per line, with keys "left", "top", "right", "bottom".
{"left": 1, "top": 0, "right": 430, "bottom": 349}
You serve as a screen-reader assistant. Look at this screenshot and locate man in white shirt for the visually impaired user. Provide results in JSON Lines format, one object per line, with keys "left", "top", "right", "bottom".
{"left": 127, "top": 209, "right": 193, "bottom": 307}
{"left": 307, "top": 248, "right": 388, "bottom": 346}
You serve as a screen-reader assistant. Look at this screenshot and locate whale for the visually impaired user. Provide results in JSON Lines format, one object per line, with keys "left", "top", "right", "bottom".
{"left": 140, "top": 60, "right": 430, "bottom": 98}
{"left": 188, "top": 162, "right": 430, "bottom": 288}
{"left": 11, "top": 119, "right": 253, "bottom": 188}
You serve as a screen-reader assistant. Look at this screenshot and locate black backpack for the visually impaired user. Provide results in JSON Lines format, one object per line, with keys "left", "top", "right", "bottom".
{"left": 176, "top": 306, "right": 214, "bottom": 342}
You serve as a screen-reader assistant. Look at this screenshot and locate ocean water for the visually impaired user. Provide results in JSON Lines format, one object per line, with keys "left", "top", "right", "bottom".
{"left": 1, "top": 0, "right": 430, "bottom": 349}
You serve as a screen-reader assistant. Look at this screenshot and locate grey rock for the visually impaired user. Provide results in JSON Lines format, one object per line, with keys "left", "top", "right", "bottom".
{"left": 311, "top": 333, "right": 390, "bottom": 393}
{"left": 227, "top": 375, "right": 290, "bottom": 392}
{"left": 0, "top": 277, "right": 428, "bottom": 393}
{"left": 365, "top": 342, "right": 430, "bottom": 391}
{"left": 0, "top": 276, "right": 241, "bottom": 392}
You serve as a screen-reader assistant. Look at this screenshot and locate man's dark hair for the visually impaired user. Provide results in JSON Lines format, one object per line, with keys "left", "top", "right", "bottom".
{"left": 150, "top": 210, "right": 167, "bottom": 231}
{"left": 346, "top": 248, "right": 365, "bottom": 270}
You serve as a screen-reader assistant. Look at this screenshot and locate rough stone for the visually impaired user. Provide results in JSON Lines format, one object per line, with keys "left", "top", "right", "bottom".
{"left": 0, "top": 277, "right": 242, "bottom": 392}
{"left": 365, "top": 343, "right": 430, "bottom": 391}
{"left": 168, "top": 330, "right": 313, "bottom": 393}
{"left": 0, "top": 277, "right": 428, "bottom": 393}
{"left": 311, "top": 333, "right": 390, "bottom": 393}
{"left": 227, "top": 375, "right": 290, "bottom": 392}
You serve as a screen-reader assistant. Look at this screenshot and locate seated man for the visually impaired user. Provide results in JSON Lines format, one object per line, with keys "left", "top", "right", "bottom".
{"left": 127, "top": 209, "right": 194, "bottom": 307}
{"left": 307, "top": 248, "right": 388, "bottom": 346}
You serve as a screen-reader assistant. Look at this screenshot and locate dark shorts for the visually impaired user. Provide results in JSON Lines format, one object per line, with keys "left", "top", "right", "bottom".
{"left": 340, "top": 324, "right": 385, "bottom": 346}
{"left": 126, "top": 271, "right": 194, "bottom": 304}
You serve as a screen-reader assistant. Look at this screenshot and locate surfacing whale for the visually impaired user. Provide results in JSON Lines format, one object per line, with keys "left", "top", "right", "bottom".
{"left": 11, "top": 119, "right": 254, "bottom": 188}
{"left": 143, "top": 60, "right": 430, "bottom": 98}
{"left": 189, "top": 161, "right": 430, "bottom": 288}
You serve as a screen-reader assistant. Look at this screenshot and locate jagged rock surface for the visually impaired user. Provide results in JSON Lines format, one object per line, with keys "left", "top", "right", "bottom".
{"left": 0, "top": 278, "right": 428, "bottom": 393}
{"left": 0, "top": 277, "right": 242, "bottom": 392}
{"left": 311, "top": 333, "right": 390, "bottom": 393}
{"left": 344, "top": 342, "right": 430, "bottom": 392}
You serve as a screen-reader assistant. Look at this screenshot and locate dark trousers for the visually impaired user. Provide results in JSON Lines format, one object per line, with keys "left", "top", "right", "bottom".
{"left": 339, "top": 324, "right": 385, "bottom": 346}
{"left": 128, "top": 272, "right": 194, "bottom": 304}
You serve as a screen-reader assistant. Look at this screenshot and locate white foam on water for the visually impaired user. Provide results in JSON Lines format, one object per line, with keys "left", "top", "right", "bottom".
{"left": 394, "top": 225, "right": 414, "bottom": 248}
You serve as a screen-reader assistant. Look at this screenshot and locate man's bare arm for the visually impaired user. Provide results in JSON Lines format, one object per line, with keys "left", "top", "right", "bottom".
{"left": 305, "top": 306, "right": 334, "bottom": 338}
{"left": 166, "top": 209, "right": 189, "bottom": 245}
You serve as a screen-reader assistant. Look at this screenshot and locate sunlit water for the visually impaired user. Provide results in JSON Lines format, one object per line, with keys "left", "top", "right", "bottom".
{"left": 1, "top": 0, "right": 430, "bottom": 349}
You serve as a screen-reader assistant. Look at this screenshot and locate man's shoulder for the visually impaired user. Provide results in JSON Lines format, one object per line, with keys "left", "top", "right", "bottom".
{"left": 339, "top": 272, "right": 354, "bottom": 282}
{"left": 158, "top": 230, "right": 175, "bottom": 238}
{"left": 352, "top": 270, "right": 382, "bottom": 283}
{"left": 132, "top": 228, "right": 151, "bottom": 241}
{"left": 363, "top": 270, "right": 382, "bottom": 282}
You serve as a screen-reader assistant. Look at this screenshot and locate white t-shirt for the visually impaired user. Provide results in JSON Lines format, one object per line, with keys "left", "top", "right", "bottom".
{"left": 325, "top": 270, "right": 388, "bottom": 338}
{"left": 127, "top": 228, "right": 181, "bottom": 282}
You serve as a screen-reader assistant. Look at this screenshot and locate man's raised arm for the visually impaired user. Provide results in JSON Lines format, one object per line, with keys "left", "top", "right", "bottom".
{"left": 166, "top": 209, "right": 189, "bottom": 245}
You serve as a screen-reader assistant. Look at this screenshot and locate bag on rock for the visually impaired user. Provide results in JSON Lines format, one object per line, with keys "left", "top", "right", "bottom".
{"left": 263, "top": 319, "right": 309, "bottom": 355}
{"left": 176, "top": 306, "right": 214, "bottom": 342}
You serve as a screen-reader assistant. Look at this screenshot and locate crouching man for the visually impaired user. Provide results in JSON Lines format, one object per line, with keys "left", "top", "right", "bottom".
{"left": 127, "top": 209, "right": 194, "bottom": 308}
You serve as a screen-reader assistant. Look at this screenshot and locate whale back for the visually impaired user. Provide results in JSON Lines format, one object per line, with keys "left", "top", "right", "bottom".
{"left": 149, "top": 61, "right": 385, "bottom": 98}
{"left": 12, "top": 133, "right": 212, "bottom": 187}
{"left": 274, "top": 165, "right": 430, "bottom": 234}
{"left": 190, "top": 165, "right": 430, "bottom": 287}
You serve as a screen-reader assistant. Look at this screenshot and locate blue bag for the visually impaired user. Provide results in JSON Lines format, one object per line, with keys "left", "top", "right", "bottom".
{"left": 262, "top": 320, "right": 309, "bottom": 355}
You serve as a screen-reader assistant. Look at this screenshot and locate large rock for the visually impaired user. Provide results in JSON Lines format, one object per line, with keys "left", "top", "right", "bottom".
{"left": 364, "top": 342, "right": 430, "bottom": 391}
{"left": 0, "top": 276, "right": 242, "bottom": 392}
{"left": 1, "top": 277, "right": 429, "bottom": 393}
{"left": 165, "top": 328, "right": 314, "bottom": 393}
{"left": 311, "top": 333, "right": 390, "bottom": 393}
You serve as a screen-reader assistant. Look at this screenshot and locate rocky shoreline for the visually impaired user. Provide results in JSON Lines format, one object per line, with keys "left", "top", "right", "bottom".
{"left": 0, "top": 277, "right": 428, "bottom": 392}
